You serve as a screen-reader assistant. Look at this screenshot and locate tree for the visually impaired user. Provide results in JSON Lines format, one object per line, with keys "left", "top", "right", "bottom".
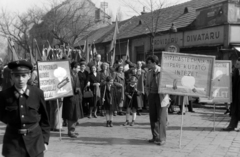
{"left": 37, "top": 0, "right": 97, "bottom": 47}
{"left": 0, "top": 7, "right": 45, "bottom": 58}
{"left": 120, "top": 0, "right": 181, "bottom": 54}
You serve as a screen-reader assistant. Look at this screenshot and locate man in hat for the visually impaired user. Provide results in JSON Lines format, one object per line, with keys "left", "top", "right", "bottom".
{"left": 0, "top": 60, "right": 50, "bottom": 157}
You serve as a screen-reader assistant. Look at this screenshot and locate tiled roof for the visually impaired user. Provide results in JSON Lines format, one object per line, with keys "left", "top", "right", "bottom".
{"left": 79, "top": 0, "right": 227, "bottom": 45}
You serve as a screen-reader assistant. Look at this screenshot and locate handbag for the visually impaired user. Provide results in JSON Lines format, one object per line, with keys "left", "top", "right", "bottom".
{"left": 83, "top": 89, "right": 93, "bottom": 98}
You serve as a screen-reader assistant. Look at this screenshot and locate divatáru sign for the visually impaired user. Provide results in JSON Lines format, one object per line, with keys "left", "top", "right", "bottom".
{"left": 37, "top": 60, "right": 74, "bottom": 100}
{"left": 159, "top": 52, "right": 215, "bottom": 97}
{"left": 184, "top": 26, "right": 224, "bottom": 47}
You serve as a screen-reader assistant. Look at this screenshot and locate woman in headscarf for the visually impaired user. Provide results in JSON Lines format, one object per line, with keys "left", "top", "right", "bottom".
{"left": 88, "top": 65, "right": 101, "bottom": 118}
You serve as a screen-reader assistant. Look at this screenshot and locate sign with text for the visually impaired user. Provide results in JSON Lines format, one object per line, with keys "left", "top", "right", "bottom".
{"left": 153, "top": 32, "right": 183, "bottom": 49}
{"left": 37, "top": 60, "right": 73, "bottom": 101}
{"left": 199, "top": 60, "right": 232, "bottom": 104}
{"left": 159, "top": 52, "right": 215, "bottom": 97}
{"left": 184, "top": 26, "right": 224, "bottom": 47}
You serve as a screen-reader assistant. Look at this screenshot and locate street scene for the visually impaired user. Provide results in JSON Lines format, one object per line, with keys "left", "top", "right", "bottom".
{"left": 1, "top": 0, "right": 240, "bottom": 157}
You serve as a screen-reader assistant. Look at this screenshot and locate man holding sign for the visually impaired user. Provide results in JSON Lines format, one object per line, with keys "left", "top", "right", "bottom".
{"left": 145, "top": 55, "right": 169, "bottom": 146}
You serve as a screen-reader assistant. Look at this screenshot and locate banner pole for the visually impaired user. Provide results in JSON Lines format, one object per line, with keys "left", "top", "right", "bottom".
{"left": 213, "top": 103, "right": 216, "bottom": 132}
{"left": 57, "top": 99, "right": 62, "bottom": 141}
{"left": 179, "top": 99, "right": 184, "bottom": 149}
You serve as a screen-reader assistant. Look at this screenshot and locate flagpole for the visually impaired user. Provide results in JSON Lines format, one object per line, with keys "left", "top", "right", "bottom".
{"left": 118, "top": 39, "right": 121, "bottom": 59}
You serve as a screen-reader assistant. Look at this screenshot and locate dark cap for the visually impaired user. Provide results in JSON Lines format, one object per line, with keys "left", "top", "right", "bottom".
{"left": 8, "top": 60, "right": 33, "bottom": 74}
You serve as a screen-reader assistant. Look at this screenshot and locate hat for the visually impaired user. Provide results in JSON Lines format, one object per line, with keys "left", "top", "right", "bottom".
{"left": 8, "top": 60, "right": 33, "bottom": 74}
{"left": 80, "top": 61, "right": 86, "bottom": 66}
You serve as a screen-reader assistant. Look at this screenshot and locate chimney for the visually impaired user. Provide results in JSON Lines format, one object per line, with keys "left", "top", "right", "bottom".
{"left": 141, "top": 6, "right": 147, "bottom": 15}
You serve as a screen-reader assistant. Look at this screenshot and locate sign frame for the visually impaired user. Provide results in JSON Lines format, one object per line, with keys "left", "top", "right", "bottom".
{"left": 159, "top": 51, "right": 215, "bottom": 97}
{"left": 199, "top": 60, "right": 232, "bottom": 104}
{"left": 37, "top": 60, "right": 74, "bottom": 101}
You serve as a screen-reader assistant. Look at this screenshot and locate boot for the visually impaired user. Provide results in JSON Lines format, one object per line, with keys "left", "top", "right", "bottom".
{"left": 123, "top": 120, "right": 129, "bottom": 126}
{"left": 109, "top": 121, "right": 113, "bottom": 127}
{"left": 88, "top": 107, "right": 93, "bottom": 118}
{"left": 106, "top": 121, "right": 109, "bottom": 127}
{"left": 130, "top": 120, "right": 135, "bottom": 126}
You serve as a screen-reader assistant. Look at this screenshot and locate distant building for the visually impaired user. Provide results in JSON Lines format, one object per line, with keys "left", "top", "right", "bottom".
{"left": 80, "top": 0, "right": 240, "bottom": 65}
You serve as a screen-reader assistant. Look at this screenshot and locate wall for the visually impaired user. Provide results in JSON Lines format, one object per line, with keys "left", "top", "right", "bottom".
{"left": 131, "top": 36, "right": 150, "bottom": 62}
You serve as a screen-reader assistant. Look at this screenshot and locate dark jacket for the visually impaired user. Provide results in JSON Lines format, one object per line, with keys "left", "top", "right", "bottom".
{"left": 78, "top": 70, "right": 89, "bottom": 93}
{"left": 62, "top": 72, "right": 82, "bottom": 121}
{"left": 89, "top": 72, "right": 101, "bottom": 107}
{"left": 0, "top": 85, "right": 50, "bottom": 157}
{"left": 231, "top": 69, "right": 240, "bottom": 119}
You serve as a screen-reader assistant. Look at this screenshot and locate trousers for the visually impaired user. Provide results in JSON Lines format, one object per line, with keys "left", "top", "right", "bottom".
{"left": 148, "top": 93, "right": 167, "bottom": 142}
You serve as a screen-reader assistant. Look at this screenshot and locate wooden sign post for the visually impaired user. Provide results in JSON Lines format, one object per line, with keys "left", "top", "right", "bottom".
{"left": 37, "top": 60, "right": 74, "bottom": 140}
{"left": 159, "top": 52, "right": 215, "bottom": 148}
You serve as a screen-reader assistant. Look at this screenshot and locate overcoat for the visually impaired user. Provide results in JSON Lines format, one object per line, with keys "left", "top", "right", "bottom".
{"left": 113, "top": 72, "right": 125, "bottom": 104}
{"left": 62, "top": 72, "right": 83, "bottom": 121}
{"left": 230, "top": 69, "right": 240, "bottom": 119}
{"left": 0, "top": 85, "right": 50, "bottom": 157}
{"left": 88, "top": 72, "right": 101, "bottom": 107}
{"left": 102, "top": 84, "right": 120, "bottom": 111}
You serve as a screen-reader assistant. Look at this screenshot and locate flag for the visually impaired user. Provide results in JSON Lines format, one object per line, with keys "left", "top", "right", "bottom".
{"left": 7, "top": 37, "right": 19, "bottom": 61}
{"left": 137, "top": 73, "right": 145, "bottom": 94}
{"left": 29, "top": 46, "right": 36, "bottom": 65}
{"left": 34, "top": 38, "right": 42, "bottom": 61}
{"left": 42, "top": 48, "right": 47, "bottom": 61}
{"left": 110, "top": 17, "right": 119, "bottom": 67}
{"left": 46, "top": 40, "right": 52, "bottom": 60}
{"left": 124, "top": 39, "right": 129, "bottom": 62}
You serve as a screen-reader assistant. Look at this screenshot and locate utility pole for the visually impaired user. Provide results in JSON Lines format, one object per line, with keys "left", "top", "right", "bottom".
{"left": 100, "top": 1, "right": 108, "bottom": 23}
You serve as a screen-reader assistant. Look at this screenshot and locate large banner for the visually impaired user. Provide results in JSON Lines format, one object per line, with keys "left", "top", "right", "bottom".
{"left": 199, "top": 60, "right": 232, "bottom": 104}
{"left": 159, "top": 52, "right": 215, "bottom": 97}
{"left": 37, "top": 60, "right": 73, "bottom": 101}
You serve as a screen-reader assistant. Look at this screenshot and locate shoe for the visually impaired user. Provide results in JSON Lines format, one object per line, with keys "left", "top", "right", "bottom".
{"left": 130, "top": 121, "right": 135, "bottom": 126}
{"left": 148, "top": 138, "right": 156, "bottom": 143}
{"left": 224, "top": 109, "right": 230, "bottom": 115}
{"left": 52, "top": 129, "right": 64, "bottom": 132}
{"left": 222, "top": 127, "right": 234, "bottom": 131}
{"left": 123, "top": 121, "right": 130, "bottom": 126}
{"left": 137, "top": 112, "right": 141, "bottom": 116}
{"left": 106, "top": 121, "right": 109, "bottom": 127}
{"left": 155, "top": 141, "right": 166, "bottom": 146}
{"left": 68, "top": 133, "right": 78, "bottom": 138}
{"left": 109, "top": 121, "right": 113, "bottom": 127}
{"left": 74, "top": 132, "right": 79, "bottom": 136}
{"left": 93, "top": 114, "right": 98, "bottom": 118}
{"left": 189, "top": 110, "right": 195, "bottom": 113}
{"left": 177, "top": 111, "right": 185, "bottom": 115}
{"left": 88, "top": 115, "right": 92, "bottom": 119}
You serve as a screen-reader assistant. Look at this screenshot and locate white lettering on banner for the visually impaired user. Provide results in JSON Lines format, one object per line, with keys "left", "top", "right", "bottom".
{"left": 184, "top": 26, "right": 224, "bottom": 47}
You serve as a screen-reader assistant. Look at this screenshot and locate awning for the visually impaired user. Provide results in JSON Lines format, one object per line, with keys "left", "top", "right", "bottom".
{"left": 234, "top": 46, "right": 240, "bottom": 52}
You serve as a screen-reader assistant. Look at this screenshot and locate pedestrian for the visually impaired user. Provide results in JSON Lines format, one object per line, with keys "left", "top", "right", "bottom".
{"left": 0, "top": 60, "right": 50, "bottom": 157}
{"left": 123, "top": 76, "right": 140, "bottom": 126}
{"left": 223, "top": 58, "right": 240, "bottom": 131}
{"left": 62, "top": 62, "right": 82, "bottom": 138}
{"left": 145, "top": 55, "right": 169, "bottom": 146}
{"left": 113, "top": 64, "right": 125, "bottom": 115}
{"left": 102, "top": 76, "right": 119, "bottom": 127}
{"left": 88, "top": 65, "right": 101, "bottom": 118}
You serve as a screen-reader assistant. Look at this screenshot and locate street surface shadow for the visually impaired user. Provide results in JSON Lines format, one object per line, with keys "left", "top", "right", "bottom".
{"left": 63, "top": 137, "right": 151, "bottom": 146}
{"left": 167, "top": 126, "right": 222, "bottom": 131}
{"left": 79, "top": 122, "right": 150, "bottom": 127}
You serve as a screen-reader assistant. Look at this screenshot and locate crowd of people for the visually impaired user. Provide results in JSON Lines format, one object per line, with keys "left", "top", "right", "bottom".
{"left": 0, "top": 54, "right": 239, "bottom": 156}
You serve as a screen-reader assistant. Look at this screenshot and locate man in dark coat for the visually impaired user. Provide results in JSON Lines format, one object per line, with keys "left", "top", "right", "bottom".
{"left": 0, "top": 60, "right": 50, "bottom": 157}
{"left": 62, "top": 62, "right": 82, "bottom": 138}
{"left": 223, "top": 58, "right": 240, "bottom": 131}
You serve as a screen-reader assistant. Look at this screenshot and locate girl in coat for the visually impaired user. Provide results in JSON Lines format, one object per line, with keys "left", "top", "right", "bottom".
{"left": 123, "top": 75, "right": 140, "bottom": 126}
{"left": 102, "top": 76, "right": 120, "bottom": 127}
{"left": 88, "top": 65, "right": 101, "bottom": 118}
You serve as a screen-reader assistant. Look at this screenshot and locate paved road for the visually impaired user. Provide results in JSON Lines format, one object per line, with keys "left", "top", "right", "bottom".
{"left": 1, "top": 105, "right": 240, "bottom": 157}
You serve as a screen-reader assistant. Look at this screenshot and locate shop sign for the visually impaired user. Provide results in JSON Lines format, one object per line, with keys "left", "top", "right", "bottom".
{"left": 153, "top": 33, "right": 183, "bottom": 49}
{"left": 184, "top": 26, "right": 224, "bottom": 47}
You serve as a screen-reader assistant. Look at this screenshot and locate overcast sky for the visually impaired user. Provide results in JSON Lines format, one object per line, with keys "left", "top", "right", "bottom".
{"left": 0, "top": 0, "right": 190, "bottom": 20}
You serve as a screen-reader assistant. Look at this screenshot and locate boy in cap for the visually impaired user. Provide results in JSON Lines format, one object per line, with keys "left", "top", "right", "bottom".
{"left": 0, "top": 60, "right": 50, "bottom": 157}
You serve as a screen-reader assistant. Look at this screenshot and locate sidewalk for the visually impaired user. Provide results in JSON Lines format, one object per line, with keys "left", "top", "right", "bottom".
{"left": 1, "top": 105, "right": 240, "bottom": 157}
